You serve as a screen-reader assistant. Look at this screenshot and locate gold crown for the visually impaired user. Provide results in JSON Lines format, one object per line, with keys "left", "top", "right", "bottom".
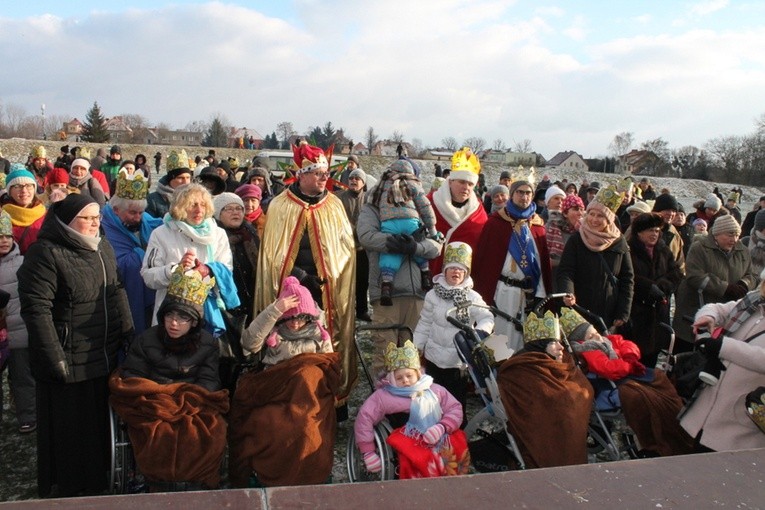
{"left": 0, "top": 174, "right": 5, "bottom": 190}
{"left": 384, "top": 340, "right": 421, "bottom": 372}
{"left": 558, "top": 307, "right": 589, "bottom": 338}
{"left": 617, "top": 176, "right": 634, "bottom": 194}
{"left": 523, "top": 310, "right": 560, "bottom": 343}
{"left": 451, "top": 147, "right": 481, "bottom": 175}
{"left": 166, "top": 149, "right": 190, "bottom": 172}
{"left": 32, "top": 145, "right": 47, "bottom": 159}
{"left": 0, "top": 209, "right": 12, "bottom": 237}
{"left": 166, "top": 265, "right": 215, "bottom": 307}
{"left": 591, "top": 185, "right": 624, "bottom": 214}
{"left": 443, "top": 242, "right": 472, "bottom": 271}
{"left": 727, "top": 191, "right": 740, "bottom": 203}
{"left": 115, "top": 169, "right": 149, "bottom": 200}
{"left": 76, "top": 147, "right": 92, "bottom": 160}
{"left": 748, "top": 391, "right": 765, "bottom": 434}
{"left": 511, "top": 165, "right": 536, "bottom": 187}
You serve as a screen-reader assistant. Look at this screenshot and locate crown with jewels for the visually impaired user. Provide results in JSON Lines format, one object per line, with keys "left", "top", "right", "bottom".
{"left": 31, "top": 145, "right": 47, "bottom": 159}
{"left": 591, "top": 184, "right": 625, "bottom": 214}
{"left": 384, "top": 340, "right": 421, "bottom": 372}
{"left": 511, "top": 165, "right": 536, "bottom": 187}
{"left": 523, "top": 310, "right": 561, "bottom": 343}
{"left": 166, "top": 265, "right": 215, "bottom": 307}
{"left": 115, "top": 169, "right": 149, "bottom": 200}
{"left": 167, "top": 149, "right": 190, "bottom": 172}
{"left": 451, "top": 147, "right": 481, "bottom": 175}
{"left": 443, "top": 241, "right": 472, "bottom": 271}
{"left": 558, "top": 307, "right": 589, "bottom": 338}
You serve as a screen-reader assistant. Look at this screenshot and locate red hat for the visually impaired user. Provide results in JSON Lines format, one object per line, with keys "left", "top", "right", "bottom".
{"left": 46, "top": 167, "right": 70, "bottom": 186}
{"left": 292, "top": 140, "right": 332, "bottom": 175}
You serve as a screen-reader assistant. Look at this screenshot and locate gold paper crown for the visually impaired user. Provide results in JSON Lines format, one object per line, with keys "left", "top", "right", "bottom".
{"left": 166, "top": 265, "right": 216, "bottom": 306}
{"left": 558, "top": 307, "right": 589, "bottom": 338}
{"left": 727, "top": 191, "right": 740, "bottom": 203}
{"left": 384, "top": 340, "right": 421, "bottom": 372}
{"left": 0, "top": 174, "right": 5, "bottom": 190}
{"left": 443, "top": 242, "right": 472, "bottom": 271}
{"left": 747, "top": 391, "right": 765, "bottom": 434}
{"left": 451, "top": 147, "right": 481, "bottom": 175}
{"left": 115, "top": 169, "right": 149, "bottom": 200}
{"left": 0, "top": 209, "right": 12, "bottom": 237}
{"left": 76, "top": 147, "right": 92, "bottom": 160}
{"left": 523, "top": 310, "right": 560, "bottom": 343}
{"left": 510, "top": 165, "right": 536, "bottom": 187}
{"left": 166, "top": 149, "right": 190, "bottom": 172}
{"left": 32, "top": 145, "right": 47, "bottom": 159}
{"left": 591, "top": 185, "right": 624, "bottom": 214}
{"left": 617, "top": 177, "right": 634, "bottom": 194}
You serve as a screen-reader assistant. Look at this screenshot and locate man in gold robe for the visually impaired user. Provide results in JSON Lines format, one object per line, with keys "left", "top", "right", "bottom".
{"left": 255, "top": 141, "right": 356, "bottom": 407}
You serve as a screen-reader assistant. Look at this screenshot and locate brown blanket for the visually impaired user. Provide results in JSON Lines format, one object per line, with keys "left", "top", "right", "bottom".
{"left": 108, "top": 371, "right": 230, "bottom": 488}
{"left": 618, "top": 370, "right": 695, "bottom": 456}
{"left": 228, "top": 353, "right": 341, "bottom": 487}
{"left": 498, "top": 351, "right": 593, "bottom": 468}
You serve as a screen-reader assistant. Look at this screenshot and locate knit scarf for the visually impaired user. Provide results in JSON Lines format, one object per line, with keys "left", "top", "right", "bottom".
{"left": 385, "top": 374, "right": 442, "bottom": 440}
{"left": 163, "top": 215, "right": 217, "bottom": 259}
{"left": 579, "top": 219, "right": 621, "bottom": 252}
{"left": 504, "top": 201, "right": 541, "bottom": 291}
{"left": 3, "top": 201, "right": 46, "bottom": 227}
{"left": 720, "top": 291, "right": 765, "bottom": 334}
{"left": 267, "top": 320, "right": 329, "bottom": 348}
{"left": 69, "top": 172, "right": 92, "bottom": 188}
{"left": 245, "top": 208, "right": 262, "bottom": 223}
{"left": 434, "top": 282, "right": 471, "bottom": 324}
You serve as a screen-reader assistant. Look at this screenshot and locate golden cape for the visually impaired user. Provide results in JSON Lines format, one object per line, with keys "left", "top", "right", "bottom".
{"left": 255, "top": 189, "right": 357, "bottom": 402}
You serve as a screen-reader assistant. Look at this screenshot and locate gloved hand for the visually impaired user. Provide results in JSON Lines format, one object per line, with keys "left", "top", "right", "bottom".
{"left": 385, "top": 234, "right": 417, "bottom": 255}
{"left": 696, "top": 335, "right": 723, "bottom": 359}
{"left": 423, "top": 423, "right": 445, "bottom": 445}
{"left": 192, "top": 259, "right": 211, "bottom": 278}
{"left": 649, "top": 284, "right": 666, "bottom": 302}
{"left": 363, "top": 452, "right": 382, "bottom": 473}
{"left": 629, "top": 359, "right": 647, "bottom": 377}
{"left": 723, "top": 281, "right": 748, "bottom": 300}
{"left": 302, "top": 274, "right": 327, "bottom": 290}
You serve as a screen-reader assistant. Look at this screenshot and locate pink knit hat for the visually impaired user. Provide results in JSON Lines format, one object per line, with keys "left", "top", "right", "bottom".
{"left": 235, "top": 183, "right": 262, "bottom": 201}
{"left": 266, "top": 276, "right": 330, "bottom": 347}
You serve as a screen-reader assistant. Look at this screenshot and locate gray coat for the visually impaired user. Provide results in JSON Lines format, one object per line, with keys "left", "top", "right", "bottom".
{"left": 357, "top": 201, "right": 441, "bottom": 302}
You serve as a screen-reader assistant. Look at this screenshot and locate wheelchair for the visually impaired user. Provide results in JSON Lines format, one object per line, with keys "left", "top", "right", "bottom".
{"left": 109, "top": 406, "right": 144, "bottom": 494}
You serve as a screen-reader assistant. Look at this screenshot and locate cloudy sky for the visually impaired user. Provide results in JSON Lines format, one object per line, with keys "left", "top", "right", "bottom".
{"left": 2, "top": 0, "right": 764, "bottom": 158}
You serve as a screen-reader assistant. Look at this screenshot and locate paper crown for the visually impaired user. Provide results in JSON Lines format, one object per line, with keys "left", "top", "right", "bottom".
{"left": 746, "top": 387, "right": 765, "bottom": 434}
{"left": 166, "top": 149, "right": 190, "bottom": 172}
{"left": 166, "top": 265, "right": 216, "bottom": 307}
{"left": 590, "top": 184, "right": 625, "bottom": 214}
{"left": 617, "top": 176, "right": 634, "bottom": 194}
{"left": 115, "top": 169, "right": 149, "bottom": 200}
{"left": 31, "top": 145, "right": 47, "bottom": 159}
{"left": 558, "top": 307, "right": 589, "bottom": 338}
{"left": 384, "top": 340, "right": 421, "bottom": 372}
{"left": 451, "top": 147, "right": 481, "bottom": 175}
{"left": 292, "top": 140, "right": 330, "bottom": 174}
{"left": 443, "top": 242, "right": 472, "bottom": 271}
{"left": 0, "top": 174, "right": 5, "bottom": 190}
{"left": 523, "top": 310, "right": 561, "bottom": 343}
{"left": 511, "top": 165, "right": 536, "bottom": 187}
{"left": 727, "top": 191, "right": 740, "bottom": 203}
{"left": 75, "top": 146, "right": 92, "bottom": 160}
{"left": 0, "top": 210, "right": 12, "bottom": 237}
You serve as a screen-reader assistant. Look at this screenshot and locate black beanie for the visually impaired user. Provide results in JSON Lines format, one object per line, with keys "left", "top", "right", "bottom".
{"left": 631, "top": 212, "right": 665, "bottom": 234}
{"left": 652, "top": 194, "right": 679, "bottom": 212}
{"left": 216, "top": 160, "right": 231, "bottom": 174}
{"left": 51, "top": 193, "right": 98, "bottom": 225}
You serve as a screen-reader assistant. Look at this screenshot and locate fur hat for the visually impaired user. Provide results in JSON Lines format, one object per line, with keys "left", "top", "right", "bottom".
{"left": 266, "top": 276, "right": 330, "bottom": 347}
{"left": 0, "top": 210, "right": 12, "bottom": 237}
{"left": 235, "top": 183, "right": 262, "bottom": 201}
{"left": 6, "top": 168, "right": 37, "bottom": 189}
{"left": 652, "top": 194, "right": 679, "bottom": 213}
{"left": 443, "top": 242, "right": 472, "bottom": 272}
{"left": 213, "top": 192, "right": 244, "bottom": 219}
{"left": 631, "top": 213, "right": 664, "bottom": 234}
{"left": 561, "top": 194, "right": 585, "bottom": 213}
{"left": 704, "top": 193, "right": 722, "bottom": 212}
{"left": 544, "top": 186, "right": 566, "bottom": 205}
{"left": 711, "top": 214, "right": 741, "bottom": 236}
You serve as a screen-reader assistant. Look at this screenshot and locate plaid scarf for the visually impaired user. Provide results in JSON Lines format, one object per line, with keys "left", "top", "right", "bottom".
{"left": 434, "top": 283, "right": 471, "bottom": 325}
{"left": 721, "top": 290, "right": 764, "bottom": 334}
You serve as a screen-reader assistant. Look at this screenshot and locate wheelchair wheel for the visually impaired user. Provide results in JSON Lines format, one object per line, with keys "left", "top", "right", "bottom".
{"left": 347, "top": 420, "right": 396, "bottom": 482}
{"left": 465, "top": 406, "right": 525, "bottom": 471}
{"left": 109, "top": 407, "right": 131, "bottom": 494}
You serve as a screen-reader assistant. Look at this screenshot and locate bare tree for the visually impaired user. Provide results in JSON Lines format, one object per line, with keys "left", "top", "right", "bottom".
{"left": 43, "top": 114, "right": 70, "bottom": 141}
{"left": 441, "top": 136, "right": 458, "bottom": 151}
{"left": 185, "top": 120, "right": 208, "bottom": 133}
{"left": 3, "top": 104, "right": 27, "bottom": 135}
{"left": 492, "top": 138, "right": 505, "bottom": 151}
{"left": 390, "top": 130, "right": 405, "bottom": 143}
{"left": 365, "top": 126, "right": 379, "bottom": 153}
{"left": 410, "top": 138, "right": 424, "bottom": 157}
{"left": 276, "top": 121, "right": 296, "bottom": 149}
{"left": 462, "top": 136, "right": 486, "bottom": 153}
{"left": 512, "top": 138, "right": 533, "bottom": 152}
{"left": 705, "top": 135, "right": 744, "bottom": 182}
{"left": 608, "top": 131, "right": 634, "bottom": 173}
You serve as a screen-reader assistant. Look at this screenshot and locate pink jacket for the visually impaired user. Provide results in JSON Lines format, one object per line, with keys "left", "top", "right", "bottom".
{"left": 353, "top": 382, "right": 462, "bottom": 454}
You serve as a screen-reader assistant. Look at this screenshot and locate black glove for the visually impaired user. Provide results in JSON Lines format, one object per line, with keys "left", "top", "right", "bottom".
{"left": 649, "top": 284, "right": 666, "bottom": 302}
{"left": 385, "top": 234, "right": 417, "bottom": 255}
{"left": 411, "top": 224, "right": 427, "bottom": 242}
{"left": 303, "top": 274, "right": 327, "bottom": 290}
{"left": 723, "top": 282, "right": 748, "bottom": 301}
{"left": 696, "top": 336, "right": 723, "bottom": 359}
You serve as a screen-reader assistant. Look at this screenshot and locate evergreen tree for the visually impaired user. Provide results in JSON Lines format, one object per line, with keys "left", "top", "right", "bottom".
{"left": 81, "top": 101, "right": 110, "bottom": 143}
{"left": 203, "top": 117, "right": 228, "bottom": 147}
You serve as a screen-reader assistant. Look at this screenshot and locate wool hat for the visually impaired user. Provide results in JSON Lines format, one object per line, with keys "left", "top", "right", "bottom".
{"left": 110, "top": 145, "right": 121, "bottom": 155}
{"left": 588, "top": 181, "right": 601, "bottom": 192}
{"left": 6, "top": 168, "right": 37, "bottom": 189}
{"left": 52, "top": 193, "right": 97, "bottom": 226}
{"left": 652, "top": 193, "right": 679, "bottom": 213}
{"left": 71, "top": 158, "right": 91, "bottom": 170}
{"left": 235, "top": 183, "right": 262, "bottom": 201}
{"left": 0, "top": 210, "right": 12, "bottom": 237}
{"left": 348, "top": 155, "right": 360, "bottom": 166}
{"left": 197, "top": 166, "right": 226, "bottom": 196}
{"left": 704, "top": 193, "right": 722, "bottom": 212}
{"left": 544, "top": 186, "right": 566, "bottom": 205}
{"left": 561, "top": 194, "right": 585, "bottom": 213}
{"left": 711, "top": 214, "right": 741, "bottom": 236}
{"left": 213, "top": 192, "right": 244, "bottom": 219}
{"left": 443, "top": 242, "right": 472, "bottom": 272}
{"left": 388, "top": 159, "right": 414, "bottom": 175}
{"left": 216, "top": 160, "right": 231, "bottom": 174}
{"left": 489, "top": 184, "right": 509, "bottom": 198}
{"left": 692, "top": 218, "right": 707, "bottom": 228}
{"left": 754, "top": 209, "right": 765, "bottom": 233}
{"left": 631, "top": 212, "right": 664, "bottom": 234}
{"left": 499, "top": 170, "right": 512, "bottom": 180}
{"left": 46, "top": 168, "right": 70, "bottom": 186}
{"left": 509, "top": 180, "right": 533, "bottom": 196}
{"left": 626, "top": 200, "right": 652, "bottom": 215}
{"left": 267, "top": 276, "right": 331, "bottom": 347}
{"left": 349, "top": 168, "right": 367, "bottom": 183}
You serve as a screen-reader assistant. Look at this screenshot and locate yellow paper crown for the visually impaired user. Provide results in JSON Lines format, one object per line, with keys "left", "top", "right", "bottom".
{"left": 591, "top": 185, "right": 624, "bottom": 214}
{"left": 617, "top": 176, "right": 634, "bottom": 195}
{"left": 32, "top": 145, "right": 47, "bottom": 159}
{"left": 443, "top": 241, "right": 472, "bottom": 271}
{"left": 384, "top": 340, "right": 421, "bottom": 372}
{"left": 76, "top": 147, "right": 92, "bottom": 160}
{"left": 115, "top": 169, "right": 149, "bottom": 200}
{"left": 523, "top": 310, "right": 560, "bottom": 343}
{"left": 727, "top": 191, "right": 740, "bottom": 203}
{"left": 558, "top": 307, "right": 589, "bottom": 338}
{"left": 166, "top": 149, "right": 190, "bottom": 172}
{"left": 511, "top": 165, "right": 536, "bottom": 187}
{"left": 451, "top": 147, "right": 481, "bottom": 176}
{"left": 166, "top": 265, "right": 215, "bottom": 307}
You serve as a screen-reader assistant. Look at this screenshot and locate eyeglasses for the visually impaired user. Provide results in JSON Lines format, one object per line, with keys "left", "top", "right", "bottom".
{"left": 164, "top": 312, "right": 193, "bottom": 325}
{"left": 76, "top": 214, "right": 102, "bottom": 222}
{"left": 221, "top": 205, "right": 244, "bottom": 213}
{"left": 643, "top": 228, "right": 662, "bottom": 234}
{"left": 514, "top": 190, "right": 533, "bottom": 196}
{"left": 11, "top": 183, "right": 36, "bottom": 191}
{"left": 308, "top": 172, "right": 330, "bottom": 179}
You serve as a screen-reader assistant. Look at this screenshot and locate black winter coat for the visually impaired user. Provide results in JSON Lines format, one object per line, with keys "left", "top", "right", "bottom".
{"left": 18, "top": 215, "right": 133, "bottom": 383}
{"left": 122, "top": 326, "right": 221, "bottom": 392}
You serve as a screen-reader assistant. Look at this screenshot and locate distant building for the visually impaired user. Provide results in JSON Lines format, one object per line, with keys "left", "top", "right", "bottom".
{"left": 228, "top": 127, "right": 264, "bottom": 149}
{"left": 480, "top": 150, "right": 538, "bottom": 167}
{"left": 62, "top": 118, "right": 84, "bottom": 139}
{"left": 104, "top": 116, "right": 133, "bottom": 143}
{"left": 371, "top": 140, "right": 414, "bottom": 157}
{"left": 544, "top": 150, "right": 588, "bottom": 172}
{"left": 621, "top": 149, "right": 662, "bottom": 175}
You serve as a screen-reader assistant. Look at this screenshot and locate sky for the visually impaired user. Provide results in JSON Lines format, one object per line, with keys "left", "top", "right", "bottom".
{"left": 2, "top": 0, "right": 765, "bottom": 158}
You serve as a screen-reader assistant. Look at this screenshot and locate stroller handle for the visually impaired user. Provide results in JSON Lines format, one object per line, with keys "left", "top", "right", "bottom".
{"left": 444, "top": 303, "right": 522, "bottom": 329}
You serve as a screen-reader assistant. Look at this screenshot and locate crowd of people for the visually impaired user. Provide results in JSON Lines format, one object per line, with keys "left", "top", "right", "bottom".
{"left": 0, "top": 142, "right": 763, "bottom": 498}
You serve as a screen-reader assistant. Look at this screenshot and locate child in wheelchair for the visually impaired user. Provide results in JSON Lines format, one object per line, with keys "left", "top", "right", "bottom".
{"left": 354, "top": 340, "right": 470, "bottom": 478}
{"left": 559, "top": 306, "right": 695, "bottom": 457}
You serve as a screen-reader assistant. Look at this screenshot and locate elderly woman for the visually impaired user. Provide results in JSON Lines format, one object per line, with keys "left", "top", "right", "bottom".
{"left": 1, "top": 165, "right": 48, "bottom": 254}
{"left": 235, "top": 184, "right": 266, "bottom": 239}
{"left": 68, "top": 157, "right": 106, "bottom": 206}
{"left": 487, "top": 184, "right": 509, "bottom": 214}
{"left": 673, "top": 215, "right": 757, "bottom": 351}
{"left": 546, "top": 194, "right": 584, "bottom": 289}
{"left": 141, "top": 183, "right": 239, "bottom": 337}
{"left": 18, "top": 194, "right": 133, "bottom": 497}
{"left": 558, "top": 185, "right": 634, "bottom": 330}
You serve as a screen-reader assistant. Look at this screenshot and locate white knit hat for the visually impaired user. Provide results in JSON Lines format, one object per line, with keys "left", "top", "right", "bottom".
{"left": 544, "top": 186, "right": 565, "bottom": 205}
{"left": 213, "top": 192, "right": 244, "bottom": 220}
